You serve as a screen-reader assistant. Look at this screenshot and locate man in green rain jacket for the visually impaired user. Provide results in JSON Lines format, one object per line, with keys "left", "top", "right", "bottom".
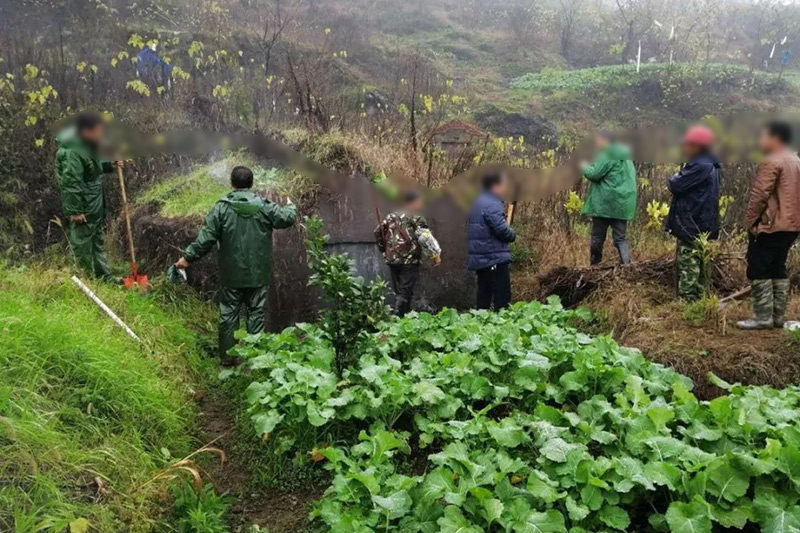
{"left": 175, "top": 166, "right": 297, "bottom": 366}
{"left": 581, "top": 129, "right": 637, "bottom": 265}
{"left": 55, "top": 112, "right": 121, "bottom": 278}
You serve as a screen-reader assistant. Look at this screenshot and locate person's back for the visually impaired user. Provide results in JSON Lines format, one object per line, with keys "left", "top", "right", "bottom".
{"left": 467, "top": 173, "right": 516, "bottom": 310}
{"left": 375, "top": 190, "right": 442, "bottom": 316}
{"left": 467, "top": 190, "right": 515, "bottom": 271}
{"left": 212, "top": 190, "right": 294, "bottom": 288}
{"left": 176, "top": 166, "right": 296, "bottom": 365}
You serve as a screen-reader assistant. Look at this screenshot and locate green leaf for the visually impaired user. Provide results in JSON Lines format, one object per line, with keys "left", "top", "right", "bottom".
{"left": 510, "top": 509, "right": 568, "bottom": 533}
{"left": 665, "top": 500, "right": 712, "bottom": 533}
{"left": 644, "top": 461, "right": 681, "bottom": 490}
{"left": 420, "top": 468, "right": 456, "bottom": 501}
{"left": 480, "top": 497, "right": 504, "bottom": 526}
{"left": 307, "top": 402, "right": 336, "bottom": 426}
{"left": 565, "top": 497, "right": 590, "bottom": 522}
{"left": 69, "top": 518, "right": 90, "bottom": 533}
{"left": 488, "top": 418, "right": 527, "bottom": 448}
{"left": 252, "top": 411, "right": 284, "bottom": 437}
{"left": 527, "top": 470, "right": 561, "bottom": 504}
{"left": 437, "top": 506, "right": 482, "bottom": 533}
{"left": 706, "top": 463, "right": 750, "bottom": 503}
{"left": 712, "top": 503, "right": 754, "bottom": 529}
{"left": 372, "top": 490, "right": 412, "bottom": 519}
{"left": 541, "top": 438, "right": 578, "bottom": 463}
{"left": 646, "top": 405, "right": 674, "bottom": 431}
{"left": 599, "top": 505, "right": 630, "bottom": 531}
{"left": 415, "top": 381, "right": 446, "bottom": 403}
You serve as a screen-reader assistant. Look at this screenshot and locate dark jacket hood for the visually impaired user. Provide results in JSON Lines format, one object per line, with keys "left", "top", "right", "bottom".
{"left": 219, "top": 189, "right": 265, "bottom": 217}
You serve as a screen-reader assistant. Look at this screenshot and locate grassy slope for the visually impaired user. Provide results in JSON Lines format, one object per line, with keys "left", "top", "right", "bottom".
{"left": 0, "top": 264, "right": 217, "bottom": 532}
{"left": 135, "top": 153, "right": 310, "bottom": 219}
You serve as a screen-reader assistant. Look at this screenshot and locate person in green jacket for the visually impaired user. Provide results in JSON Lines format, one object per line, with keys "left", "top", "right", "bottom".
{"left": 55, "top": 112, "right": 122, "bottom": 278}
{"left": 175, "top": 166, "right": 297, "bottom": 366}
{"left": 580, "top": 129, "right": 637, "bottom": 265}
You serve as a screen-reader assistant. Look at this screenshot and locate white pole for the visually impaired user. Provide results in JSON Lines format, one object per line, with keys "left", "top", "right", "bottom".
{"left": 770, "top": 43, "right": 776, "bottom": 59}
{"left": 669, "top": 49, "right": 674, "bottom": 65}
{"left": 71, "top": 276, "right": 143, "bottom": 343}
{"left": 636, "top": 40, "right": 642, "bottom": 73}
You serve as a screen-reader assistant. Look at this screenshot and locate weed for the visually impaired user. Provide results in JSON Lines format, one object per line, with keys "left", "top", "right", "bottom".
{"left": 681, "top": 295, "right": 721, "bottom": 327}
{"left": 170, "top": 481, "right": 233, "bottom": 533}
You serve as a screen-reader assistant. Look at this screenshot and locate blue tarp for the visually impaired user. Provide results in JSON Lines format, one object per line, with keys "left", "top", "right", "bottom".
{"left": 136, "top": 47, "right": 173, "bottom": 86}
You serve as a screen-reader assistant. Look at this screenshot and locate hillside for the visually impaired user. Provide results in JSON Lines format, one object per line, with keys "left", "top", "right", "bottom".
{"left": 0, "top": 265, "right": 219, "bottom": 531}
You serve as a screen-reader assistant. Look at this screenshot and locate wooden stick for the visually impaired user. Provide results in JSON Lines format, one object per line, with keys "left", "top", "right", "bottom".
{"left": 71, "top": 276, "right": 142, "bottom": 343}
{"left": 719, "top": 286, "right": 752, "bottom": 304}
{"left": 116, "top": 165, "right": 137, "bottom": 275}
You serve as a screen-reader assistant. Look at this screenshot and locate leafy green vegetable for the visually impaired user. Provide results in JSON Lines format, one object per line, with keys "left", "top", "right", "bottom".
{"left": 236, "top": 220, "right": 800, "bottom": 532}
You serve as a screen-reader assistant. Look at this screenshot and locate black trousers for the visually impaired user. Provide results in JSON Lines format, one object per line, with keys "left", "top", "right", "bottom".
{"left": 590, "top": 217, "right": 632, "bottom": 265}
{"left": 389, "top": 264, "right": 420, "bottom": 316}
{"left": 476, "top": 262, "right": 511, "bottom": 311}
{"left": 747, "top": 231, "right": 799, "bottom": 280}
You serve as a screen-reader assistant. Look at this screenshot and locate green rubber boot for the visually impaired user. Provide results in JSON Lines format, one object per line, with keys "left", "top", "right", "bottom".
{"left": 772, "top": 279, "right": 790, "bottom": 329}
{"left": 736, "top": 279, "right": 775, "bottom": 330}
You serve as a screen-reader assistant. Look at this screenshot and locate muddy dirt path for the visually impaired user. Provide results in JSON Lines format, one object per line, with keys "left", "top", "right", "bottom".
{"left": 196, "top": 389, "right": 322, "bottom": 532}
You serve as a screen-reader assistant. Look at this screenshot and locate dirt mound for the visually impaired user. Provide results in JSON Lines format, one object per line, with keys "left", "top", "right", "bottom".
{"left": 535, "top": 255, "right": 747, "bottom": 308}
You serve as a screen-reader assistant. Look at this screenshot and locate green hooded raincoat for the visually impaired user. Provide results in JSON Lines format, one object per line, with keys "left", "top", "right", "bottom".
{"left": 183, "top": 189, "right": 297, "bottom": 358}
{"left": 581, "top": 142, "right": 638, "bottom": 221}
{"left": 55, "top": 127, "right": 113, "bottom": 278}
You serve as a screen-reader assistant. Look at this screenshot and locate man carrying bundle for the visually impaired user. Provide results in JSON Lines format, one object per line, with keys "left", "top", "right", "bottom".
{"left": 375, "top": 189, "right": 442, "bottom": 317}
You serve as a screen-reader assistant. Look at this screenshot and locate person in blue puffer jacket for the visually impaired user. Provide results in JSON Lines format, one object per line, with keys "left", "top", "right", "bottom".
{"left": 467, "top": 172, "right": 517, "bottom": 310}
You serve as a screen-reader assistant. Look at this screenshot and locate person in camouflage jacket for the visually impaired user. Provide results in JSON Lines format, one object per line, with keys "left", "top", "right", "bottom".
{"left": 375, "top": 190, "right": 441, "bottom": 316}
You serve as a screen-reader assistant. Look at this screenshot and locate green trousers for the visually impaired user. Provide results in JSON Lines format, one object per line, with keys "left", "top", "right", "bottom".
{"left": 68, "top": 220, "right": 112, "bottom": 279}
{"left": 676, "top": 239, "right": 710, "bottom": 301}
{"left": 218, "top": 285, "right": 268, "bottom": 358}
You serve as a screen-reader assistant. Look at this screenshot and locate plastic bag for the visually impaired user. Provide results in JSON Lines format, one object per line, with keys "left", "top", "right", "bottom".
{"left": 167, "top": 265, "right": 187, "bottom": 285}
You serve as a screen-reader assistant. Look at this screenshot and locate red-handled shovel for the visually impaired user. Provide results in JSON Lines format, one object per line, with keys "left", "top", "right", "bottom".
{"left": 116, "top": 165, "right": 149, "bottom": 291}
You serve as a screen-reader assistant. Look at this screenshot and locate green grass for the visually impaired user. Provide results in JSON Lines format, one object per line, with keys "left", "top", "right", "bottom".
{"left": 136, "top": 154, "right": 301, "bottom": 219}
{"left": 0, "top": 263, "right": 217, "bottom": 532}
{"left": 137, "top": 161, "right": 233, "bottom": 218}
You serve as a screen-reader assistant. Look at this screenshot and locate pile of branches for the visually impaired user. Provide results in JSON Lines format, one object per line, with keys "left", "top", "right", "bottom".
{"left": 535, "top": 257, "right": 676, "bottom": 307}
{"left": 536, "top": 254, "right": 747, "bottom": 307}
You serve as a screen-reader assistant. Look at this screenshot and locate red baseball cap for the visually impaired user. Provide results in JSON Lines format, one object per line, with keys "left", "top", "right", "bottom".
{"left": 682, "top": 125, "right": 715, "bottom": 148}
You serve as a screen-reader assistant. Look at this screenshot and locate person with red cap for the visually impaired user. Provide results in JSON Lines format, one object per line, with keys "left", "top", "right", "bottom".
{"left": 665, "top": 125, "right": 722, "bottom": 300}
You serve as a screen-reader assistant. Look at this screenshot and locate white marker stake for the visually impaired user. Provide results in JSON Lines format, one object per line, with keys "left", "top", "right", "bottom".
{"left": 637, "top": 40, "right": 642, "bottom": 73}
{"left": 770, "top": 43, "right": 776, "bottom": 59}
{"left": 71, "top": 276, "right": 142, "bottom": 343}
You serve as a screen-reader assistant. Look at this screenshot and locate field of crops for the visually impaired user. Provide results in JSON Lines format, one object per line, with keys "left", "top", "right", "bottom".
{"left": 510, "top": 63, "right": 770, "bottom": 93}
{"left": 231, "top": 219, "right": 800, "bottom": 533}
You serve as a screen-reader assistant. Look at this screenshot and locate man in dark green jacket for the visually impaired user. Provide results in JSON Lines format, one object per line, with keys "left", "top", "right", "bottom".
{"left": 581, "top": 130, "right": 637, "bottom": 265}
{"left": 55, "top": 112, "right": 121, "bottom": 278}
{"left": 175, "top": 166, "right": 297, "bottom": 365}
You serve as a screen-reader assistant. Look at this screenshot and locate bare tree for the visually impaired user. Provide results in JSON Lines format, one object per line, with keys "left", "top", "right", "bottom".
{"left": 557, "top": 0, "right": 584, "bottom": 63}
{"left": 614, "top": 0, "right": 657, "bottom": 62}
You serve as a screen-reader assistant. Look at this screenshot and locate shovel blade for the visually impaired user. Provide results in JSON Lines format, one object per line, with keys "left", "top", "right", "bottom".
{"left": 123, "top": 274, "right": 150, "bottom": 292}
